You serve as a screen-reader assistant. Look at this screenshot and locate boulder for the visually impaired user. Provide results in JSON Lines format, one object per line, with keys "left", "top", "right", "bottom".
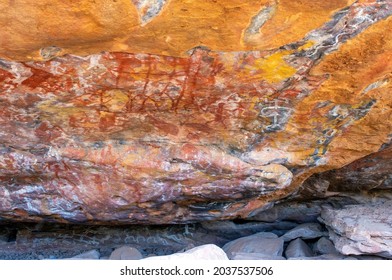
{"left": 142, "top": 244, "right": 228, "bottom": 260}
{"left": 320, "top": 202, "right": 392, "bottom": 258}
{"left": 281, "top": 223, "right": 326, "bottom": 242}
{"left": 109, "top": 246, "right": 143, "bottom": 260}
{"left": 313, "top": 237, "right": 338, "bottom": 255}
{"left": 222, "top": 232, "right": 284, "bottom": 259}
{"left": 285, "top": 239, "right": 313, "bottom": 259}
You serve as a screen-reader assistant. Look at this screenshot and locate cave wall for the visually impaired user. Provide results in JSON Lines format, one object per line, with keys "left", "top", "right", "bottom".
{"left": 0, "top": 0, "right": 391, "bottom": 224}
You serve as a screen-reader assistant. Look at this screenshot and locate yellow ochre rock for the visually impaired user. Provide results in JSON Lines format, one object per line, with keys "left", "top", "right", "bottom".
{"left": 1, "top": 0, "right": 356, "bottom": 61}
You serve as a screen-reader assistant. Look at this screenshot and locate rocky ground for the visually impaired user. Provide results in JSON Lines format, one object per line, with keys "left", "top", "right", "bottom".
{"left": 1, "top": 195, "right": 390, "bottom": 260}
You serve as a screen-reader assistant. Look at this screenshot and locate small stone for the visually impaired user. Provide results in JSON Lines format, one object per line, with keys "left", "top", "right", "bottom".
{"left": 68, "top": 250, "right": 100, "bottom": 260}
{"left": 313, "top": 237, "right": 338, "bottom": 255}
{"left": 143, "top": 244, "right": 228, "bottom": 260}
{"left": 285, "top": 238, "right": 313, "bottom": 258}
{"left": 222, "top": 232, "right": 284, "bottom": 260}
{"left": 231, "top": 253, "right": 286, "bottom": 260}
{"left": 281, "top": 223, "right": 326, "bottom": 242}
{"left": 109, "top": 246, "right": 143, "bottom": 260}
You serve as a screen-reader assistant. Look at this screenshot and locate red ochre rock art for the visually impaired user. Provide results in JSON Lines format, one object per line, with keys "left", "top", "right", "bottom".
{"left": 0, "top": 1, "right": 391, "bottom": 224}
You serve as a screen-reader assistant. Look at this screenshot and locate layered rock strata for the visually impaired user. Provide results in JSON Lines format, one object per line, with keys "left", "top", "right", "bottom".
{"left": 0, "top": 1, "right": 391, "bottom": 223}
{"left": 320, "top": 201, "right": 392, "bottom": 258}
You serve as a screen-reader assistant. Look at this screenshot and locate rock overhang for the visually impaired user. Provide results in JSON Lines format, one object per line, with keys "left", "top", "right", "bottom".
{"left": 0, "top": 0, "right": 391, "bottom": 224}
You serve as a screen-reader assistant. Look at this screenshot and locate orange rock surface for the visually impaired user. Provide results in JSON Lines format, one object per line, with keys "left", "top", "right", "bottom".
{"left": 0, "top": 0, "right": 358, "bottom": 60}
{"left": 0, "top": 0, "right": 391, "bottom": 224}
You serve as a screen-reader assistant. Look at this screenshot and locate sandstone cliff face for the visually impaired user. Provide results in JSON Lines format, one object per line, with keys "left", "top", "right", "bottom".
{"left": 0, "top": 1, "right": 391, "bottom": 224}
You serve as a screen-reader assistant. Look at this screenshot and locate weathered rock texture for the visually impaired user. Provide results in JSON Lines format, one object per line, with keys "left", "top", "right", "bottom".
{"left": 313, "top": 142, "right": 392, "bottom": 193}
{"left": 281, "top": 223, "right": 326, "bottom": 242}
{"left": 320, "top": 202, "right": 392, "bottom": 258}
{"left": 0, "top": 222, "right": 233, "bottom": 259}
{"left": 285, "top": 238, "right": 314, "bottom": 259}
{"left": 0, "top": 1, "right": 391, "bottom": 224}
{"left": 222, "top": 232, "right": 284, "bottom": 260}
{"left": 0, "top": 0, "right": 369, "bottom": 61}
{"left": 288, "top": 142, "right": 392, "bottom": 203}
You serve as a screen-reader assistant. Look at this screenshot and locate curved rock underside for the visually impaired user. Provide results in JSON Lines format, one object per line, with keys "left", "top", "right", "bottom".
{"left": 0, "top": 0, "right": 391, "bottom": 224}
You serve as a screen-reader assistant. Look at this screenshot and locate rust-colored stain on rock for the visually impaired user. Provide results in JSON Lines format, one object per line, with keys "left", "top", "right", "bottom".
{"left": 0, "top": 1, "right": 391, "bottom": 224}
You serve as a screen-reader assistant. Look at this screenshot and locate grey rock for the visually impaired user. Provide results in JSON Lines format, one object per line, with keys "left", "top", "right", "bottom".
{"left": 143, "top": 244, "right": 228, "bottom": 260}
{"left": 281, "top": 223, "right": 326, "bottom": 242}
{"left": 320, "top": 201, "right": 392, "bottom": 258}
{"left": 285, "top": 238, "right": 313, "bottom": 258}
{"left": 343, "top": 256, "right": 358, "bottom": 260}
{"left": 231, "top": 253, "right": 286, "bottom": 260}
{"left": 109, "top": 246, "right": 143, "bottom": 260}
{"left": 249, "top": 201, "right": 323, "bottom": 223}
{"left": 294, "top": 177, "right": 338, "bottom": 199}
{"left": 289, "top": 254, "right": 357, "bottom": 260}
{"left": 68, "top": 249, "right": 100, "bottom": 260}
{"left": 201, "top": 220, "right": 298, "bottom": 239}
{"left": 249, "top": 197, "right": 363, "bottom": 224}
{"left": 353, "top": 255, "right": 387, "bottom": 260}
{"left": 1, "top": 223, "right": 229, "bottom": 259}
{"left": 222, "top": 232, "right": 283, "bottom": 260}
{"left": 313, "top": 237, "right": 338, "bottom": 255}
{"left": 0, "top": 228, "right": 10, "bottom": 244}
